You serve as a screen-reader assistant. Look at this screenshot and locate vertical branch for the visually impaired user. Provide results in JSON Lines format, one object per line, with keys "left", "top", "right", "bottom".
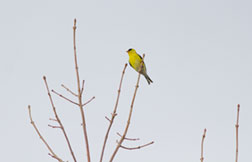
{"left": 235, "top": 104, "right": 240, "bottom": 162}
{"left": 109, "top": 54, "right": 145, "bottom": 162}
{"left": 43, "top": 76, "right": 77, "bottom": 162}
{"left": 27, "top": 105, "right": 63, "bottom": 162}
{"left": 73, "top": 19, "right": 91, "bottom": 162}
{"left": 200, "top": 128, "right": 207, "bottom": 162}
{"left": 100, "top": 64, "right": 127, "bottom": 162}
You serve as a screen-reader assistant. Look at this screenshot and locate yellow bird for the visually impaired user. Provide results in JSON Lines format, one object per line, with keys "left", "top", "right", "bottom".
{"left": 126, "top": 48, "right": 153, "bottom": 84}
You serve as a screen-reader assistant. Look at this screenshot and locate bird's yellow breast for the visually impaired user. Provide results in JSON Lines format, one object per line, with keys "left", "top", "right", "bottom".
{"left": 128, "top": 52, "right": 146, "bottom": 73}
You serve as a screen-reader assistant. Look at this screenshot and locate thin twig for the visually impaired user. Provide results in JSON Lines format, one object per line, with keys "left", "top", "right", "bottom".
{"left": 119, "top": 141, "right": 154, "bottom": 150}
{"left": 200, "top": 128, "right": 207, "bottom": 162}
{"left": 48, "top": 124, "right": 61, "bottom": 129}
{"left": 48, "top": 153, "right": 63, "bottom": 161}
{"left": 82, "top": 96, "right": 95, "bottom": 107}
{"left": 99, "top": 64, "right": 127, "bottom": 162}
{"left": 80, "top": 80, "right": 85, "bottom": 95}
{"left": 43, "top": 76, "right": 77, "bottom": 162}
{"left": 28, "top": 105, "right": 64, "bottom": 162}
{"left": 61, "top": 84, "right": 78, "bottom": 97}
{"left": 73, "top": 18, "right": 91, "bottom": 162}
{"left": 49, "top": 118, "right": 57, "bottom": 122}
{"left": 109, "top": 55, "right": 146, "bottom": 162}
{"left": 105, "top": 116, "right": 111, "bottom": 122}
{"left": 116, "top": 132, "right": 140, "bottom": 141}
{"left": 51, "top": 89, "right": 78, "bottom": 106}
{"left": 235, "top": 104, "right": 240, "bottom": 162}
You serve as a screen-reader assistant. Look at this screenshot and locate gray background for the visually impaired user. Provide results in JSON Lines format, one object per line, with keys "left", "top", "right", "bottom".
{"left": 0, "top": 0, "right": 252, "bottom": 162}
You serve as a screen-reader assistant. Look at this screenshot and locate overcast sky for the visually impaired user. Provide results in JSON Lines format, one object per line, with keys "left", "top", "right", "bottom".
{"left": 1, "top": 0, "right": 252, "bottom": 162}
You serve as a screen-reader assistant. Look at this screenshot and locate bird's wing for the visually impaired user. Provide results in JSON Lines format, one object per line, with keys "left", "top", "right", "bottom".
{"left": 136, "top": 53, "right": 147, "bottom": 72}
{"left": 137, "top": 53, "right": 143, "bottom": 59}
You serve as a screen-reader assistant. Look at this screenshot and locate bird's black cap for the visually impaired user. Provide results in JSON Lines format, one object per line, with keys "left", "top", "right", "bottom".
{"left": 127, "top": 48, "right": 132, "bottom": 52}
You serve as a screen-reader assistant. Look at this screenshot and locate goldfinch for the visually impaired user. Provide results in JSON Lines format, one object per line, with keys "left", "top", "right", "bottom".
{"left": 126, "top": 48, "right": 153, "bottom": 84}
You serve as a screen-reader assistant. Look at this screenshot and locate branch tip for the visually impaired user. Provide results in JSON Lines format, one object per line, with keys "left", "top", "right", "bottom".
{"left": 49, "top": 118, "right": 57, "bottom": 122}
{"left": 73, "top": 19, "right": 77, "bottom": 30}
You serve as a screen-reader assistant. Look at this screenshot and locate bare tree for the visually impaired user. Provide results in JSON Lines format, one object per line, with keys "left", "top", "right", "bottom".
{"left": 28, "top": 19, "right": 153, "bottom": 162}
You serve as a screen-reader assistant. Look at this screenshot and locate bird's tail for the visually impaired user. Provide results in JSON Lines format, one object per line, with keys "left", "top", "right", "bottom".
{"left": 144, "top": 74, "right": 153, "bottom": 85}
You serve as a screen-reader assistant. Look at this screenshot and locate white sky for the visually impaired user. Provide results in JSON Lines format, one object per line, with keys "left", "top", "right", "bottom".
{"left": 0, "top": 0, "right": 252, "bottom": 162}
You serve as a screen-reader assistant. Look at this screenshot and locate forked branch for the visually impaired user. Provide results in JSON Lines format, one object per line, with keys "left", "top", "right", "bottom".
{"left": 27, "top": 105, "right": 64, "bottom": 162}
{"left": 73, "top": 18, "right": 91, "bottom": 162}
{"left": 43, "top": 76, "right": 77, "bottom": 162}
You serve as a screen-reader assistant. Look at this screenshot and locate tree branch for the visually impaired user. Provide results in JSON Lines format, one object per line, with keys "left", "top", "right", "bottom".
{"left": 82, "top": 96, "right": 95, "bottom": 107}
{"left": 48, "top": 124, "right": 61, "bottom": 129}
{"left": 119, "top": 141, "right": 154, "bottom": 150}
{"left": 43, "top": 76, "right": 77, "bottom": 162}
{"left": 61, "top": 84, "right": 78, "bottom": 97}
{"left": 73, "top": 18, "right": 91, "bottom": 162}
{"left": 51, "top": 89, "right": 78, "bottom": 106}
{"left": 200, "top": 128, "right": 207, "bottom": 162}
{"left": 235, "top": 104, "right": 240, "bottom": 162}
{"left": 109, "top": 54, "right": 146, "bottom": 162}
{"left": 99, "top": 63, "right": 127, "bottom": 162}
{"left": 80, "top": 80, "right": 85, "bottom": 95}
{"left": 27, "top": 105, "right": 64, "bottom": 162}
{"left": 116, "top": 132, "right": 140, "bottom": 141}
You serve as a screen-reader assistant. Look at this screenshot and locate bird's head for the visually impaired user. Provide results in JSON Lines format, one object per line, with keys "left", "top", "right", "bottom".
{"left": 126, "top": 48, "right": 136, "bottom": 55}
